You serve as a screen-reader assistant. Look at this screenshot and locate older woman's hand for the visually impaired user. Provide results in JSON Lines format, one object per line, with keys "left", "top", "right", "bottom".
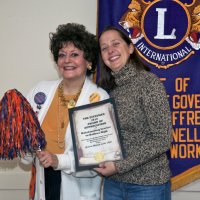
{"left": 36, "top": 150, "right": 58, "bottom": 168}
{"left": 94, "top": 161, "right": 118, "bottom": 177}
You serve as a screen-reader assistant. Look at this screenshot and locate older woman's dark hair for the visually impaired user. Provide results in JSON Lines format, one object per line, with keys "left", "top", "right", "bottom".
{"left": 98, "top": 26, "right": 150, "bottom": 91}
{"left": 49, "top": 23, "right": 98, "bottom": 76}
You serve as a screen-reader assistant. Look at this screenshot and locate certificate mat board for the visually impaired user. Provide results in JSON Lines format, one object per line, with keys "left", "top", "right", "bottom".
{"left": 69, "top": 98, "right": 124, "bottom": 171}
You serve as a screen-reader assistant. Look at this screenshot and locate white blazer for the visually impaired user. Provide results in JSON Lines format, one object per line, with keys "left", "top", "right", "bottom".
{"left": 22, "top": 77, "right": 109, "bottom": 200}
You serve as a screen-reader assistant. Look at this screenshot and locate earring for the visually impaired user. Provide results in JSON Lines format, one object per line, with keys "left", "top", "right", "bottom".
{"left": 87, "top": 64, "right": 92, "bottom": 70}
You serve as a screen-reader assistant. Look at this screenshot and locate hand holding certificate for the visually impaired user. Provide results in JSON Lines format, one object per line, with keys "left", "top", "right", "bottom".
{"left": 69, "top": 98, "right": 124, "bottom": 171}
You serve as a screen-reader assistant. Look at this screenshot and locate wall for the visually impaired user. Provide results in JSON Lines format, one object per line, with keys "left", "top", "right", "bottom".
{"left": 0, "top": 0, "right": 97, "bottom": 98}
{"left": 0, "top": 1, "right": 97, "bottom": 199}
{"left": 0, "top": 0, "right": 199, "bottom": 199}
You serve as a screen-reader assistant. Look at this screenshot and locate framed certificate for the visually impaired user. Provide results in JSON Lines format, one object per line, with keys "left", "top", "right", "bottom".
{"left": 69, "top": 98, "right": 124, "bottom": 171}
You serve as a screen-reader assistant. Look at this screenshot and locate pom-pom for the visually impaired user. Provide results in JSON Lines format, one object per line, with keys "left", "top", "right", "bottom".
{"left": 0, "top": 89, "right": 46, "bottom": 159}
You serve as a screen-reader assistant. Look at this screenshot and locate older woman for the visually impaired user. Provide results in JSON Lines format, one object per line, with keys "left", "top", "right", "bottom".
{"left": 22, "top": 23, "right": 109, "bottom": 200}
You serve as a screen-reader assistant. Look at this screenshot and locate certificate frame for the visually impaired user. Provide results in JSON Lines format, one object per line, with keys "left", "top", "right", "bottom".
{"left": 69, "top": 98, "right": 124, "bottom": 171}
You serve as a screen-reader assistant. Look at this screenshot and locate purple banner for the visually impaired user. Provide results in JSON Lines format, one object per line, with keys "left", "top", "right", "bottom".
{"left": 98, "top": 0, "right": 200, "bottom": 190}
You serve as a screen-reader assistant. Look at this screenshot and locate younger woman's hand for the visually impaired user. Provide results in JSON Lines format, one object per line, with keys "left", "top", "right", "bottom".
{"left": 94, "top": 161, "right": 118, "bottom": 177}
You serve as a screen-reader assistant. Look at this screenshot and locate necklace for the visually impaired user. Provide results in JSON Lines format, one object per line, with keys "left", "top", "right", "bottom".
{"left": 58, "top": 81, "right": 82, "bottom": 109}
{"left": 57, "top": 81, "right": 83, "bottom": 149}
{"left": 57, "top": 98, "right": 67, "bottom": 149}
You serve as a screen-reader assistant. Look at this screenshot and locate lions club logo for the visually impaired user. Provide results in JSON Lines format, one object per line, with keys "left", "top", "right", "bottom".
{"left": 119, "top": 0, "right": 200, "bottom": 69}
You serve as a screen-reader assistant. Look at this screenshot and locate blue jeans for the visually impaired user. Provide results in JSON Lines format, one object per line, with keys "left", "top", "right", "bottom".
{"left": 103, "top": 178, "right": 171, "bottom": 200}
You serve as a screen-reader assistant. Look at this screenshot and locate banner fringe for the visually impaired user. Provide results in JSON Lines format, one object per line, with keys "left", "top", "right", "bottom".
{"left": 171, "top": 165, "right": 200, "bottom": 191}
